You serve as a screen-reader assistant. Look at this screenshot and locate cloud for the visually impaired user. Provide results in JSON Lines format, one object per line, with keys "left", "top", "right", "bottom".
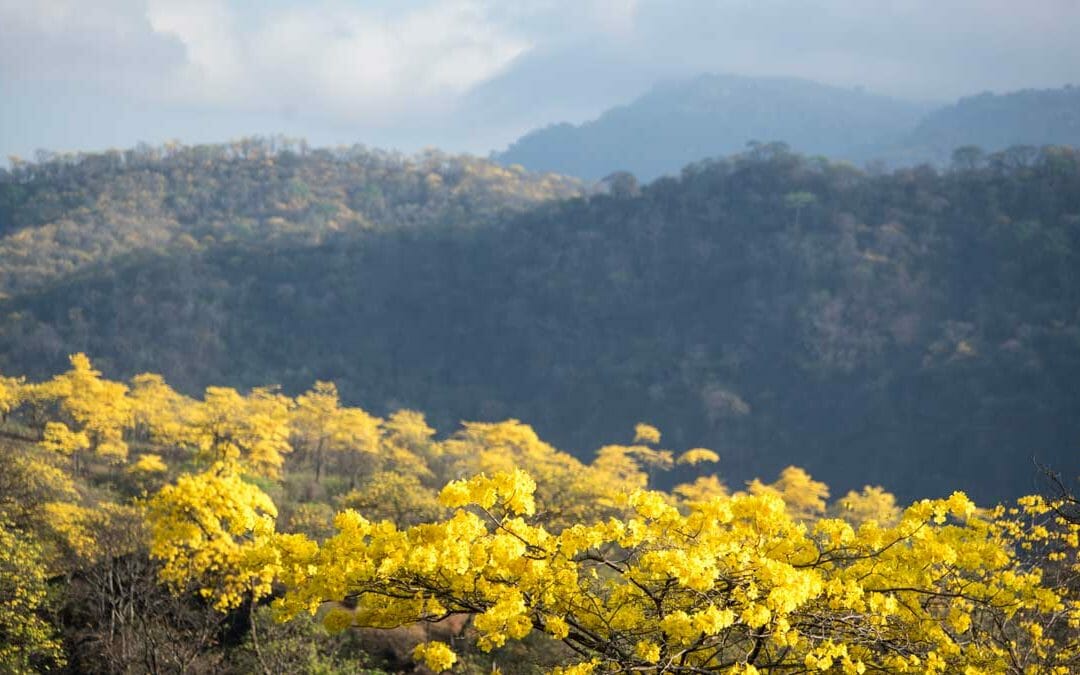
{"left": 2, "top": 0, "right": 1080, "bottom": 157}
{"left": 620, "top": 0, "right": 1080, "bottom": 99}
{"left": 1, "top": 0, "right": 533, "bottom": 123}
{"left": 0, "top": 0, "right": 185, "bottom": 90}
{"left": 143, "top": 0, "right": 532, "bottom": 121}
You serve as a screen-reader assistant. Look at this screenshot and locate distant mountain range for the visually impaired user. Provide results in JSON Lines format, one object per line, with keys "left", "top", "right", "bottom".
{"left": 494, "top": 74, "right": 1080, "bottom": 181}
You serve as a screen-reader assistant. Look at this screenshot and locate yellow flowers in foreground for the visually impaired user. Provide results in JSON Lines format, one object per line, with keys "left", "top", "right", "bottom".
{"left": 146, "top": 462, "right": 279, "bottom": 610}
{"left": 2, "top": 356, "right": 1078, "bottom": 673}
{"left": 184, "top": 468, "right": 1075, "bottom": 674}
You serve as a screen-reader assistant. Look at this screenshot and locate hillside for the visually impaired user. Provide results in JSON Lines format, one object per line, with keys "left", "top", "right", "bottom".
{"left": 0, "top": 138, "right": 582, "bottom": 297}
{"left": 495, "top": 77, "right": 1080, "bottom": 181}
{"left": 494, "top": 73, "right": 929, "bottom": 181}
{"left": 898, "top": 86, "right": 1080, "bottom": 165}
{"left": 2, "top": 143, "right": 1078, "bottom": 503}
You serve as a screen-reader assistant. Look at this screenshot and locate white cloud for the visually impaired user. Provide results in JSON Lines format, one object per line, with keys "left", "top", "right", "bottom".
{"left": 141, "top": 0, "right": 531, "bottom": 121}
{"left": 146, "top": 0, "right": 243, "bottom": 99}
{"left": 2, "top": 0, "right": 1080, "bottom": 157}
{"left": 2, "top": 0, "right": 533, "bottom": 123}
{"left": 0, "top": 0, "right": 183, "bottom": 88}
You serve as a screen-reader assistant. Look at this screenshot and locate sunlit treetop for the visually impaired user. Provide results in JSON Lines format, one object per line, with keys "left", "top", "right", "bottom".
{"left": 747, "top": 465, "right": 830, "bottom": 521}
{"left": 0, "top": 374, "right": 23, "bottom": 418}
{"left": 673, "top": 474, "right": 730, "bottom": 505}
{"left": 291, "top": 381, "right": 381, "bottom": 482}
{"left": 677, "top": 448, "right": 720, "bottom": 466}
{"left": 145, "top": 462, "right": 279, "bottom": 611}
{"left": 832, "top": 484, "right": 902, "bottom": 527}
{"left": 185, "top": 386, "right": 293, "bottom": 478}
{"left": 129, "top": 372, "right": 194, "bottom": 445}
{"left": 127, "top": 453, "right": 168, "bottom": 474}
{"left": 34, "top": 353, "right": 133, "bottom": 463}
{"left": 634, "top": 423, "right": 662, "bottom": 445}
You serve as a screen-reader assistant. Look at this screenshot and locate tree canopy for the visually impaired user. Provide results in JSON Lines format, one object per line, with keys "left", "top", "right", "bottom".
{"left": 2, "top": 142, "right": 1078, "bottom": 502}
{"left": 0, "top": 355, "right": 1077, "bottom": 673}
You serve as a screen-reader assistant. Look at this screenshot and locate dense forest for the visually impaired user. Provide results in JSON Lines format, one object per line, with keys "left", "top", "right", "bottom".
{"left": 0, "top": 139, "right": 582, "bottom": 297}
{"left": 2, "top": 140, "right": 1078, "bottom": 503}
{"left": 494, "top": 78, "right": 1080, "bottom": 180}
{"left": 0, "top": 356, "right": 1077, "bottom": 672}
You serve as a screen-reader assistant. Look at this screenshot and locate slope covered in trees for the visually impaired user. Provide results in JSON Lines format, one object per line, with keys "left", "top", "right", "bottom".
{"left": 494, "top": 73, "right": 928, "bottom": 181}
{"left": 495, "top": 78, "right": 1080, "bottom": 181}
{"left": 0, "top": 138, "right": 582, "bottom": 297}
{"left": 0, "top": 356, "right": 1077, "bottom": 673}
{"left": 899, "top": 86, "right": 1080, "bottom": 166}
{"left": 3, "top": 143, "right": 1080, "bottom": 504}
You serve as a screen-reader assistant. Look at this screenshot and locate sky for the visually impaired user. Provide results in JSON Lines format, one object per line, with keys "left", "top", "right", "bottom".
{"left": 2, "top": 0, "right": 1080, "bottom": 161}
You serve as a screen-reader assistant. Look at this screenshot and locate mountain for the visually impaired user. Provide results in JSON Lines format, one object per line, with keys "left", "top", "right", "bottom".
{"left": 495, "top": 76, "right": 1080, "bottom": 181}
{"left": 0, "top": 139, "right": 581, "bottom": 298}
{"left": 896, "top": 86, "right": 1080, "bottom": 165}
{"left": 3, "top": 142, "right": 1079, "bottom": 504}
{"left": 494, "top": 73, "right": 930, "bottom": 181}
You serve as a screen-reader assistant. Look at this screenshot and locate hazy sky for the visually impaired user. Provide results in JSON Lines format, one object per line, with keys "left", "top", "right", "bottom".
{"left": 3, "top": 0, "right": 1079, "bottom": 160}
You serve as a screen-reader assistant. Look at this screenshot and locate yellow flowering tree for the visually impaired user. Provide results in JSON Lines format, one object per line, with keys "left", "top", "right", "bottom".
{"left": 291, "top": 381, "right": 380, "bottom": 483}
{"left": 336, "top": 471, "right": 443, "bottom": 526}
{"left": 269, "top": 470, "right": 1080, "bottom": 674}
{"left": 0, "top": 522, "right": 64, "bottom": 674}
{"left": 450, "top": 420, "right": 651, "bottom": 528}
{"left": 831, "top": 484, "right": 901, "bottom": 527}
{"left": 747, "top": 465, "right": 830, "bottom": 521}
{"left": 128, "top": 372, "right": 193, "bottom": 446}
{"left": 34, "top": 353, "right": 133, "bottom": 470}
{"left": 0, "top": 449, "right": 79, "bottom": 532}
{"left": 2, "top": 358, "right": 1077, "bottom": 673}
{"left": 145, "top": 463, "right": 280, "bottom": 610}
{"left": 184, "top": 386, "right": 293, "bottom": 479}
{"left": 0, "top": 373, "right": 22, "bottom": 423}
{"left": 673, "top": 474, "right": 730, "bottom": 505}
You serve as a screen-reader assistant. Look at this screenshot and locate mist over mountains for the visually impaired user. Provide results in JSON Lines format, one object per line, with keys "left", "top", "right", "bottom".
{"left": 495, "top": 74, "right": 1080, "bottom": 181}
{"left": 900, "top": 86, "right": 1080, "bottom": 164}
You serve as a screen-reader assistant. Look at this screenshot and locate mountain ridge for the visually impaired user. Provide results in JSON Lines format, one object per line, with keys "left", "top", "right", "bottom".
{"left": 495, "top": 74, "right": 1080, "bottom": 180}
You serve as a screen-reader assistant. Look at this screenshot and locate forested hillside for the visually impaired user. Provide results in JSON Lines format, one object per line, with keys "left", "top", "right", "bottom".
{"left": 494, "top": 74, "right": 927, "bottom": 181}
{"left": 900, "top": 86, "right": 1080, "bottom": 165}
{"left": 1, "top": 142, "right": 1079, "bottom": 503}
{"left": 495, "top": 79, "right": 1080, "bottom": 180}
{"left": 0, "top": 138, "right": 582, "bottom": 297}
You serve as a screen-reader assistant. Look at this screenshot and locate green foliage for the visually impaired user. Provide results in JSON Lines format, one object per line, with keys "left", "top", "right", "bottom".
{"left": 906, "top": 86, "right": 1080, "bottom": 164}
{"left": 0, "top": 138, "right": 582, "bottom": 296}
{"left": 3, "top": 144, "right": 1078, "bottom": 502}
